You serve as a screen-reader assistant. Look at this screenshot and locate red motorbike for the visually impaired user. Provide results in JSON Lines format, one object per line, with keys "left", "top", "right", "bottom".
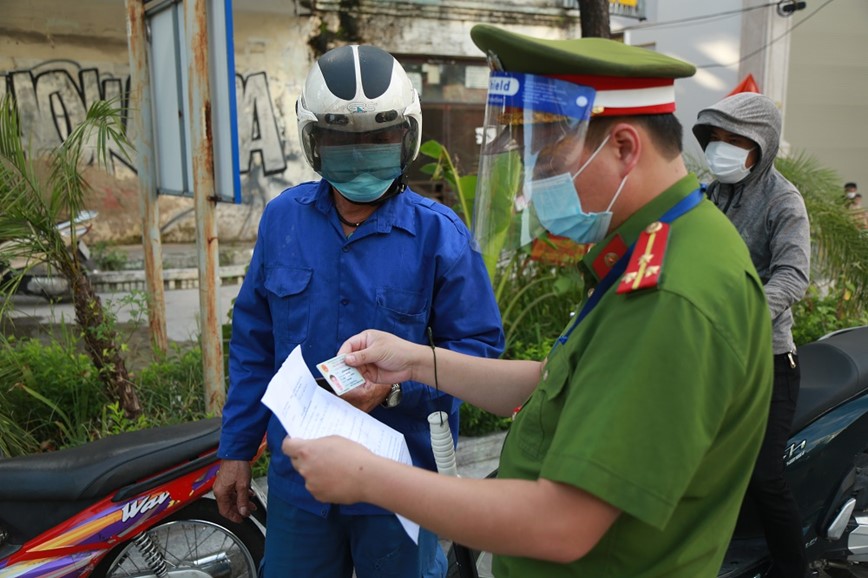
{"left": 0, "top": 418, "right": 267, "bottom": 578}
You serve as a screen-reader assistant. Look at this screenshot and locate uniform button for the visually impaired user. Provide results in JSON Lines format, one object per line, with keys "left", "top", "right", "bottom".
{"left": 341, "top": 299, "right": 349, "bottom": 305}
{"left": 342, "top": 246, "right": 349, "bottom": 253}
{"left": 604, "top": 252, "right": 619, "bottom": 267}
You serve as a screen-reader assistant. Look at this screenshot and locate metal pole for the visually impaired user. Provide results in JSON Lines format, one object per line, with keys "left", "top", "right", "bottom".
{"left": 186, "top": 0, "right": 226, "bottom": 413}
{"left": 125, "top": 0, "right": 168, "bottom": 353}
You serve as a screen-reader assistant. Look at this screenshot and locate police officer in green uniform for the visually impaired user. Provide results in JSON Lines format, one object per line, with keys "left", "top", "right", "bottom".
{"left": 282, "top": 25, "right": 774, "bottom": 578}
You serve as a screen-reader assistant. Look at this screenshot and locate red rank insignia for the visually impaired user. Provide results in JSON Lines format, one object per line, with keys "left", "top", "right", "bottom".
{"left": 591, "top": 234, "right": 628, "bottom": 279}
{"left": 617, "top": 221, "right": 670, "bottom": 294}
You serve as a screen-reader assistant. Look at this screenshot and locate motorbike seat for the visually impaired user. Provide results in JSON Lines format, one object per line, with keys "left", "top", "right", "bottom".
{"left": 792, "top": 326, "right": 868, "bottom": 433}
{"left": 0, "top": 418, "right": 221, "bottom": 502}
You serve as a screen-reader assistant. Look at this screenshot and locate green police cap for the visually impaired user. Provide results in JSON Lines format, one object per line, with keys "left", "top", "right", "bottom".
{"left": 471, "top": 24, "right": 696, "bottom": 117}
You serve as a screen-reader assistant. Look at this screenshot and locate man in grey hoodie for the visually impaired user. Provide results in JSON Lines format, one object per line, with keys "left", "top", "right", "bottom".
{"left": 694, "top": 92, "right": 811, "bottom": 578}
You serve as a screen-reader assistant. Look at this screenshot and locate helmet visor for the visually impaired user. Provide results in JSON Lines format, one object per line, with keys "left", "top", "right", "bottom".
{"left": 472, "top": 71, "right": 595, "bottom": 261}
{"left": 304, "top": 125, "right": 410, "bottom": 181}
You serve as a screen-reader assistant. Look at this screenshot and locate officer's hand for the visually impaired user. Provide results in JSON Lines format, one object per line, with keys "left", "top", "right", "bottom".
{"left": 283, "top": 436, "right": 376, "bottom": 505}
{"left": 339, "top": 330, "right": 420, "bottom": 385}
{"left": 214, "top": 459, "right": 256, "bottom": 523}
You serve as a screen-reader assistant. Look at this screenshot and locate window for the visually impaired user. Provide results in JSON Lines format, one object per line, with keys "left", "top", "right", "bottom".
{"left": 397, "top": 56, "right": 489, "bottom": 208}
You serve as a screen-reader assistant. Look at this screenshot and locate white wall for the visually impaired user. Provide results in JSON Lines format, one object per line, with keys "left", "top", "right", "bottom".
{"left": 785, "top": 0, "right": 868, "bottom": 193}
{"left": 623, "top": 0, "right": 744, "bottom": 164}
{"left": 624, "top": 0, "right": 868, "bottom": 194}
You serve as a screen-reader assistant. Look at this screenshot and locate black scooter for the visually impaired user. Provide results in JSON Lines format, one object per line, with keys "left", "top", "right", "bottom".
{"left": 723, "top": 325, "right": 868, "bottom": 578}
{"left": 447, "top": 325, "right": 868, "bottom": 578}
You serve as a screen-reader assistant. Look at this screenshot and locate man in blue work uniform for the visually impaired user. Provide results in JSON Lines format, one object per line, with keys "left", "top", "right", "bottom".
{"left": 214, "top": 45, "right": 504, "bottom": 578}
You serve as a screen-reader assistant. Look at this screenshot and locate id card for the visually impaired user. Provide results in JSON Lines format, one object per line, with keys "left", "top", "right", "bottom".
{"left": 317, "top": 354, "right": 366, "bottom": 396}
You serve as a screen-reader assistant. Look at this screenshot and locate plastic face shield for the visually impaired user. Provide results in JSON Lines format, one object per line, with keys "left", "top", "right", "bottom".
{"left": 472, "top": 71, "right": 595, "bottom": 260}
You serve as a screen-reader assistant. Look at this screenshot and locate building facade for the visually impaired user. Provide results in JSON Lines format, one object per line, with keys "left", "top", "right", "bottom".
{"left": 1, "top": 0, "right": 864, "bottom": 243}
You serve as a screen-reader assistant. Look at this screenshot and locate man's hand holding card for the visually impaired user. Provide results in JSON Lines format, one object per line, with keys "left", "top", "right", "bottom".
{"left": 317, "top": 354, "right": 365, "bottom": 395}
{"left": 317, "top": 354, "right": 392, "bottom": 413}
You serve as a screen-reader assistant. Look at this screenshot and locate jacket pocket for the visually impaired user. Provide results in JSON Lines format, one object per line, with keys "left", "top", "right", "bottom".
{"left": 374, "top": 287, "right": 429, "bottom": 340}
{"left": 515, "top": 351, "right": 570, "bottom": 459}
{"left": 264, "top": 267, "right": 313, "bottom": 344}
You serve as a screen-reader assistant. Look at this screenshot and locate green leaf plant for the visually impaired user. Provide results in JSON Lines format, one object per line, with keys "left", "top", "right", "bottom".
{"left": 0, "top": 96, "right": 143, "bottom": 418}
{"left": 418, "top": 139, "right": 585, "bottom": 358}
{"left": 776, "top": 153, "right": 868, "bottom": 316}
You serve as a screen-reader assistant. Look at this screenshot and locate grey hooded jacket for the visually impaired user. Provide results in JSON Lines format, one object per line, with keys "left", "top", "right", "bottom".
{"left": 694, "top": 93, "right": 810, "bottom": 355}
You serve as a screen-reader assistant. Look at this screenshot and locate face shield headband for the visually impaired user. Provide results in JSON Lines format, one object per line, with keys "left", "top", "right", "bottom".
{"left": 471, "top": 71, "right": 596, "bottom": 267}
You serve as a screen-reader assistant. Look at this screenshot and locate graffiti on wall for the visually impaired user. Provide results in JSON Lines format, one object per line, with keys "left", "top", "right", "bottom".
{"left": 0, "top": 61, "right": 133, "bottom": 172}
{"left": 0, "top": 60, "right": 291, "bottom": 196}
{"left": 236, "top": 71, "right": 287, "bottom": 176}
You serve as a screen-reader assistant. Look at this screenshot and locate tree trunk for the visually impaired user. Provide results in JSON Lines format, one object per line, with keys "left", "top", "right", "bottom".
{"left": 578, "top": 0, "right": 611, "bottom": 38}
{"left": 65, "top": 263, "right": 142, "bottom": 419}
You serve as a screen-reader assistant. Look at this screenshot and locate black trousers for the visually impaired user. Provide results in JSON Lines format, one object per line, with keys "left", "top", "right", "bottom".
{"left": 747, "top": 352, "right": 807, "bottom": 578}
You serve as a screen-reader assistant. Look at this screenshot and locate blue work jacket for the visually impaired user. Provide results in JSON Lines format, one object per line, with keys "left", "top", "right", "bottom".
{"left": 218, "top": 179, "right": 504, "bottom": 517}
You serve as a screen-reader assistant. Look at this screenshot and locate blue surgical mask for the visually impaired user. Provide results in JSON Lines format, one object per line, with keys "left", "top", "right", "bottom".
{"left": 319, "top": 143, "right": 403, "bottom": 203}
{"left": 529, "top": 135, "right": 628, "bottom": 244}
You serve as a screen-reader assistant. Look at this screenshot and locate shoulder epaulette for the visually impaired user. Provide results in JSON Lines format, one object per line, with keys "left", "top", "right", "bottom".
{"left": 617, "top": 221, "right": 670, "bottom": 294}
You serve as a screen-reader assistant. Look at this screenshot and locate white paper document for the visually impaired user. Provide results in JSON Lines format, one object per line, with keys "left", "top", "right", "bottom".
{"left": 261, "top": 345, "right": 419, "bottom": 543}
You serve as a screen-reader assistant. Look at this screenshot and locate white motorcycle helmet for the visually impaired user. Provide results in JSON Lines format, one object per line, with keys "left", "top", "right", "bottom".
{"left": 297, "top": 45, "right": 422, "bottom": 175}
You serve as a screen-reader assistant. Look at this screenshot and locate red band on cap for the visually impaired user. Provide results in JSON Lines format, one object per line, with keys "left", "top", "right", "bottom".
{"left": 549, "top": 74, "right": 674, "bottom": 91}
{"left": 595, "top": 102, "right": 676, "bottom": 116}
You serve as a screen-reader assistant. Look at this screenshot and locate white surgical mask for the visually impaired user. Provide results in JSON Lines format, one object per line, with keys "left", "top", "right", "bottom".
{"left": 705, "top": 141, "right": 754, "bottom": 184}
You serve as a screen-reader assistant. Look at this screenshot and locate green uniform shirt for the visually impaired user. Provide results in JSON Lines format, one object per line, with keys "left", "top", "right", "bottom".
{"left": 494, "top": 175, "right": 773, "bottom": 578}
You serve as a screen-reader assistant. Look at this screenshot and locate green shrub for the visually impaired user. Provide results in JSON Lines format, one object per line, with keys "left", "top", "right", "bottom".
{"left": 793, "top": 281, "right": 868, "bottom": 346}
{"left": 509, "top": 337, "right": 558, "bottom": 363}
{"left": 252, "top": 449, "right": 271, "bottom": 479}
{"left": 135, "top": 344, "right": 208, "bottom": 423}
{"left": 0, "top": 406, "right": 38, "bottom": 457}
{"left": 0, "top": 336, "right": 107, "bottom": 451}
{"left": 0, "top": 329, "right": 211, "bottom": 453}
{"left": 91, "top": 241, "right": 128, "bottom": 271}
{"left": 459, "top": 403, "right": 511, "bottom": 437}
{"left": 100, "top": 400, "right": 152, "bottom": 435}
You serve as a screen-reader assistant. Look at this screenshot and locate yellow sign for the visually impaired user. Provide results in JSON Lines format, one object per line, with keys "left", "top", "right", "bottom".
{"left": 608, "top": 0, "right": 644, "bottom": 19}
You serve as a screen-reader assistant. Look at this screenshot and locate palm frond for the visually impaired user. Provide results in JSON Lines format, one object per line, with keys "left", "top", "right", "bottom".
{"left": 0, "top": 97, "right": 47, "bottom": 232}
{"left": 0, "top": 95, "right": 141, "bottom": 418}
{"left": 776, "top": 152, "right": 868, "bottom": 309}
{"left": 0, "top": 97, "right": 131, "bottom": 315}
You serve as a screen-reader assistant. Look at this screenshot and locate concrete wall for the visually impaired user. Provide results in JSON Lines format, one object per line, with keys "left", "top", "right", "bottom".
{"left": 786, "top": 0, "right": 868, "bottom": 195}
{"left": 0, "top": 1, "right": 321, "bottom": 243}
{"left": 626, "top": 0, "right": 743, "bottom": 163}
